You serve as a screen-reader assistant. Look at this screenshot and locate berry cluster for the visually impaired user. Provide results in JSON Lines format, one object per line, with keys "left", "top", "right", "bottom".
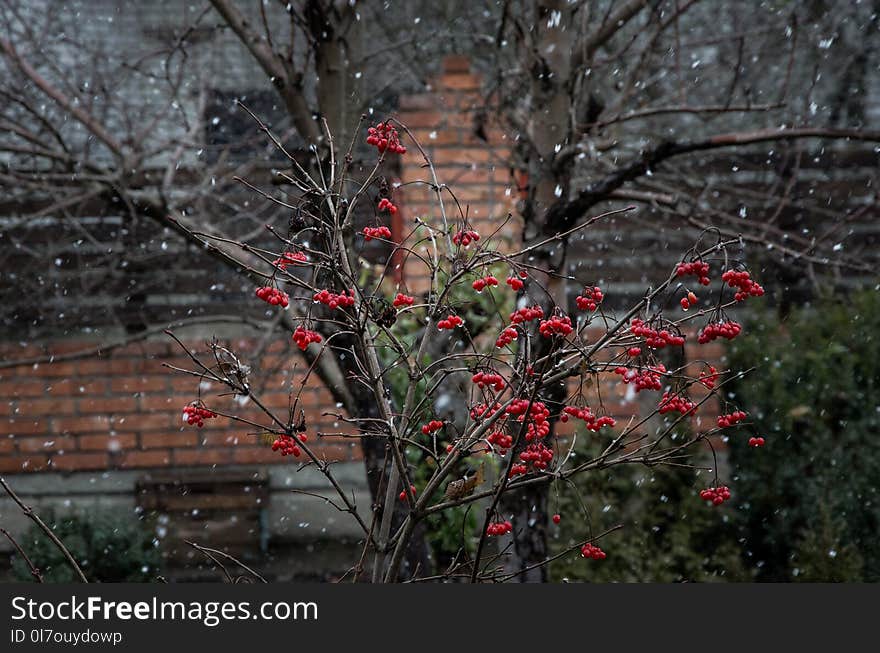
{"left": 658, "top": 391, "right": 698, "bottom": 416}
{"left": 182, "top": 404, "right": 217, "bottom": 428}
{"left": 273, "top": 251, "right": 308, "bottom": 270}
{"left": 575, "top": 286, "right": 604, "bottom": 311}
{"left": 552, "top": 514, "right": 561, "bottom": 525}
{"left": 509, "top": 463, "right": 528, "bottom": 477}
{"left": 366, "top": 122, "right": 406, "bottom": 154}
{"left": 519, "top": 441, "right": 554, "bottom": 470}
{"left": 510, "top": 305, "right": 544, "bottom": 324}
{"left": 699, "top": 366, "right": 719, "bottom": 389}
{"left": 472, "top": 371, "right": 505, "bottom": 392}
{"left": 271, "top": 433, "right": 305, "bottom": 457}
{"left": 506, "top": 276, "right": 524, "bottom": 291}
{"left": 487, "top": 430, "right": 513, "bottom": 454}
{"left": 697, "top": 320, "right": 742, "bottom": 344}
{"left": 614, "top": 363, "right": 666, "bottom": 392}
{"left": 748, "top": 436, "right": 766, "bottom": 447}
{"left": 539, "top": 315, "right": 574, "bottom": 338}
{"left": 437, "top": 315, "right": 464, "bottom": 330}
{"left": 313, "top": 288, "right": 356, "bottom": 310}
{"left": 699, "top": 486, "right": 731, "bottom": 506}
{"left": 421, "top": 419, "right": 444, "bottom": 435}
{"left": 398, "top": 484, "right": 417, "bottom": 501}
{"left": 507, "top": 399, "right": 551, "bottom": 442}
{"left": 680, "top": 291, "right": 698, "bottom": 310}
{"left": 561, "top": 406, "right": 616, "bottom": 431}
{"left": 676, "top": 260, "right": 711, "bottom": 286}
{"left": 717, "top": 410, "right": 747, "bottom": 428}
{"left": 377, "top": 198, "right": 398, "bottom": 214}
{"left": 486, "top": 520, "right": 513, "bottom": 536}
{"left": 581, "top": 543, "right": 607, "bottom": 560}
{"left": 472, "top": 275, "right": 499, "bottom": 292}
{"left": 362, "top": 225, "right": 392, "bottom": 241}
{"left": 255, "top": 286, "right": 289, "bottom": 308}
{"left": 630, "top": 318, "right": 685, "bottom": 348}
{"left": 495, "top": 327, "right": 518, "bottom": 348}
{"left": 452, "top": 229, "right": 480, "bottom": 247}
{"left": 292, "top": 326, "right": 322, "bottom": 351}
{"left": 392, "top": 293, "right": 414, "bottom": 308}
{"left": 470, "top": 402, "right": 502, "bottom": 421}
{"left": 722, "top": 269, "right": 765, "bottom": 302}
{"left": 627, "top": 346, "right": 642, "bottom": 357}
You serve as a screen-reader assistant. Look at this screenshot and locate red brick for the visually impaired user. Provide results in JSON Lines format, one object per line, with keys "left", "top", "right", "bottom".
{"left": 111, "top": 412, "right": 174, "bottom": 432}
{"left": 111, "top": 376, "right": 168, "bottom": 393}
{"left": 0, "top": 436, "right": 15, "bottom": 453}
{"left": 46, "top": 379, "right": 107, "bottom": 396}
{"left": 78, "top": 396, "right": 138, "bottom": 414}
{"left": 52, "top": 415, "right": 111, "bottom": 435}
{"left": 0, "top": 380, "right": 45, "bottom": 398}
{"left": 172, "top": 448, "right": 234, "bottom": 466}
{"left": 33, "top": 361, "right": 79, "bottom": 378}
{"left": 78, "top": 433, "right": 137, "bottom": 451}
{"left": 118, "top": 450, "right": 171, "bottom": 468}
{"left": 49, "top": 452, "right": 109, "bottom": 471}
{"left": 14, "top": 397, "right": 77, "bottom": 414}
{"left": 141, "top": 431, "right": 197, "bottom": 449}
{"left": 3, "top": 417, "right": 51, "bottom": 436}
{"left": 16, "top": 435, "right": 76, "bottom": 452}
{"left": 138, "top": 395, "right": 179, "bottom": 412}
{"left": 0, "top": 455, "right": 49, "bottom": 473}
{"left": 232, "top": 447, "right": 282, "bottom": 465}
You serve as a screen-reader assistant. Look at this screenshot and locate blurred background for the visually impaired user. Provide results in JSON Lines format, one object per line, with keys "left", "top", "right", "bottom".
{"left": 0, "top": 0, "right": 878, "bottom": 582}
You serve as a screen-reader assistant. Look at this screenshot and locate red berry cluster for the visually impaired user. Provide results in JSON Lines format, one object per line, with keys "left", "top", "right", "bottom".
{"left": 487, "top": 430, "right": 513, "bottom": 454}
{"left": 421, "top": 419, "right": 444, "bottom": 435}
{"left": 292, "top": 326, "right": 322, "bottom": 351}
{"left": 366, "top": 122, "right": 406, "bottom": 154}
{"left": 313, "top": 288, "right": 356, "bottom": 310}
{"left": 697, "top": 320, "right": 742, "bottom": 344}
{"left": 614, "top": 363, "right": 666, "bottom": 392}
{"left": 700, "top": 486, "right": 731, "bottom": 505}
{"left": 658, "top": 391, "right": 698, "bottom": 416}
{"left": 510, "top": 305, "right": 544, "bottom": 324}
{"left": 437, "top": 315, "right": 464, "bottom": 330}
{"left": 362, "top": 225, "right": 392, "bottom": 241}
{"left": 495, "top": 327, "right": 518, "bottom": 348}
{"left": 472, "top": 275, "right": 499, "bottom": 292}
{"left": 722, "top": 269, "right": 765, "bottom": 302}
{"left": 509, "top": 463, "right": 528, "bottom": 477}
{"left": 392, "top": 293, "right": 414, "bottom": 308}
{"left": 717, "top": 410, "right": 747, "bottom": 428}
{"left": 539, "top": 315, "right": 574, "bottom": 338}
{"left": 486, "top": 520, "right": 513, "bottom": 536}
{"left": 749, "top": 436, "right": 766, "bottom": 447}
{"left": 273, "top": 251, "right": 308, "bottom": 270}
{"left": 680, "top": 291, "right": 698, "bottom": 310}
{"left": 506, "top": 276, "right": 524, "bottom": 291}
{"left": 575, "top": 286, "right": 604, "bottom": 311}
{"left": 699, "top": 366, "right": 719, "bottom": 389}
{"left": 507, "top": 399, "right": 551, "bottom": 441}
{"left": 377, "top": 198, "right": 398, "bottom": 214}
{"left": 630, "top": 318, "right": 685, "bottom": 348}
{"left": 398, "top": 484, "right": 417, "bottom": 501}
{"left": 561, "top": 406, "right": 616, "bottom": 431}
{"left": 182, "top": 404, "right": 216, "bottom": 428}
{"left": 470, "top": 402, "right": 502, "bottom": 420}
{"left": 452, "top": 229, "right": 480, "bottom": 247}
{"left": 676, "top": 260, "right": 711, "bottom": 286}
{"left": 271, "top": 433, "right": 305, "bottom": 457}
{"left": 581, "top": 543, "right": 606, "bottom": 560}
{"left": 627, "top": 346, "right": 642, "bottom": 357}
{"left": 255, "top": 286, "right": 289, "bottom": 308}
{"left": 552, "top": 514, "right": 561, "bottom": 524}
{"left": 472, "top": 371, "right": 505, "bottom": 392}
{"left": 519, "top": 441, "right": 554, "bottom": 470}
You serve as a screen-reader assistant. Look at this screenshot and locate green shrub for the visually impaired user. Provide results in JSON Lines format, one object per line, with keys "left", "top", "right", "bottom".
{"left": 728, "top": 288, "right": 880, "bottom": 581}
{"left": 11, "top": 511, "right": 162, "bottom": 582}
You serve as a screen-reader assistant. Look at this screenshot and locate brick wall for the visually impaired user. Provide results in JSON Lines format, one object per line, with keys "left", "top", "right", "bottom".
{"left": 0, "top": 338, "right": 358, "bottom": 475}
